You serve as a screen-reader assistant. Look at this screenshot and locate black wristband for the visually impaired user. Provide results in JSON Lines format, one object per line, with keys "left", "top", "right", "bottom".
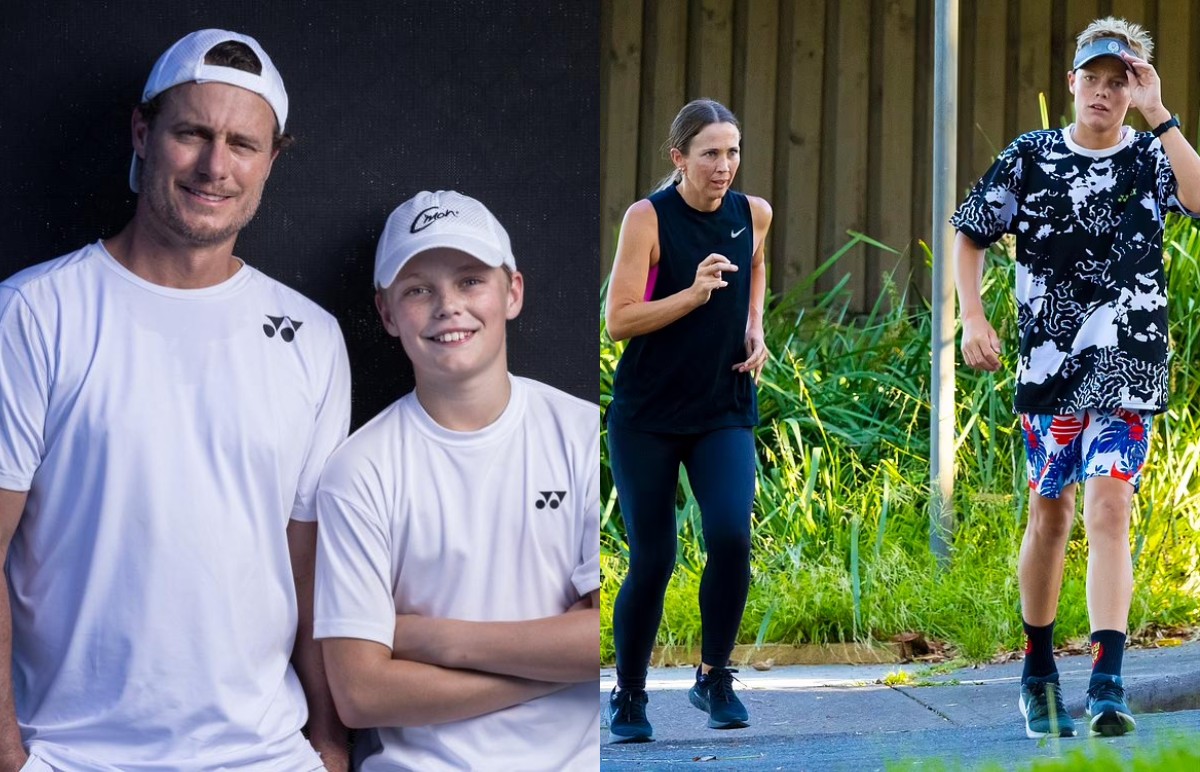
{"left": 1152, "top": 116, "right": 1180, "bottom": 138}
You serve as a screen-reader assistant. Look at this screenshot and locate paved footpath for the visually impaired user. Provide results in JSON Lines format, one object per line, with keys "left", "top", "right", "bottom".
{"left": 600, "top": 641, "right": 1200, "bottom": 770}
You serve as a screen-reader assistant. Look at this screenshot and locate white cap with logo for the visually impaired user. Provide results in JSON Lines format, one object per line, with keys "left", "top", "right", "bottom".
{"left": 374, "top": 190, "right": 517, "bottom": 290}
{"left": 130, "top": 29, "right": 288, "bottom": 192}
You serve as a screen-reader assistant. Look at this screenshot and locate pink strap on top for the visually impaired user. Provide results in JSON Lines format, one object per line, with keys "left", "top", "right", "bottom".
{"left": 643, "top": 264, "right": 659, "bottom": 301}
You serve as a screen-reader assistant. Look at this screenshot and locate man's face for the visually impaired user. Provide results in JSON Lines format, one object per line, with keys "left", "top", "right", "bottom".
{"left": 133, "top": 82, "right": 279, "bottom": 248}
{"left": 1069, "top": 57, "right": 1132, "bottom": 137}
{"left": 375, "top": 248, "right": 523, "bottom": 385}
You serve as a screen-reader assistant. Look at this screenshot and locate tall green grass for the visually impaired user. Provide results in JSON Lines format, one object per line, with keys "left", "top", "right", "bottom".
{"left": 600, "top": 217, "right": 1200, "bottom": 663}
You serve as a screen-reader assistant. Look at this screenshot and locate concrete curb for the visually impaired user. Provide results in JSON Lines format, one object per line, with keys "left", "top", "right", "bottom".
{"left": 647, "top": 642, "right": 902, "bottom": 667}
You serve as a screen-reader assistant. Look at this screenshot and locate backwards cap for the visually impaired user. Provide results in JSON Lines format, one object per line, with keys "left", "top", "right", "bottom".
{"left": 374, "top": 190, "right": 516, "bottom": 290}
{"left": 130, "top": 29, "right": 288, "bottom": 192}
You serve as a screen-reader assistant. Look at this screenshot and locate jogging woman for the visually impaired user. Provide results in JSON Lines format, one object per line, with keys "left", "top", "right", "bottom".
{"left": 604, "top": 99, "right": 772, "bottom": 742}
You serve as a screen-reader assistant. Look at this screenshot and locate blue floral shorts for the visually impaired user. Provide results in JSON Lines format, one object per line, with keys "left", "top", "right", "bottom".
{"left": 1020, "top": 408, "right": 1154, "bottom": 499}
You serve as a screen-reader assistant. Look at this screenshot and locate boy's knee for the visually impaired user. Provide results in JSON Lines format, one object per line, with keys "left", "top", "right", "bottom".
{"left": 1028, "top": 493, "right": 1075, "bottom": 542}
{"left": 1083, "top": 497, "right": 1132, "bottom": 539}
{"left": 1083, "top": 477, "right": 1134, "bottom": 539}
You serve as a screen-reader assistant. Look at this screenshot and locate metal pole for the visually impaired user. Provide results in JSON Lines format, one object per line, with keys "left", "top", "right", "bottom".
{"left": 930, "top": 0, "right": 958, "bottom": 566}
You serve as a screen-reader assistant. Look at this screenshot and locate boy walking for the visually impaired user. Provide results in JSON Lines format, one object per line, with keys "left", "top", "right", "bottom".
{"left": 952, "top": 17, "right": 1200, "bottom": 738}
{"left": 314, "top": 191, "right": 600, "bottom": 770}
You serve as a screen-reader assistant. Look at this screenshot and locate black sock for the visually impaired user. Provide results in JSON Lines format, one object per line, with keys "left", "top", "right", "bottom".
{"left": 1021, "top": 619, "right": 1057, "bottom": 681}
{"left": 1090, "top": 629, "right": 1127, "bottom": 679}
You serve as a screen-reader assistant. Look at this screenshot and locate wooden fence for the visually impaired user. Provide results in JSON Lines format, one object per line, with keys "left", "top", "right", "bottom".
{"left": 601, "top": 0, "right": 1200, "bottom": 309}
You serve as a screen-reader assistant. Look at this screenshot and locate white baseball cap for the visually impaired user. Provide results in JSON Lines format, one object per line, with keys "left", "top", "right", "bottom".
{"left": 374, "top": 190, "right": 517, "bottom": 290}
{"left": 130, "top": 29, "right": 289, "bottom": 192}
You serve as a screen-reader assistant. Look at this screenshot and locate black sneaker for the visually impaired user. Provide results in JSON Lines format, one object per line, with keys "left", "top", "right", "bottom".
{"left": 1018, "top": 673, "right": 1076, "bottom": 738}
{"left": 606, "top": 686, "right": 653, "bottom": 743}
{"left": 688, "top": 667, "right": 749, "bottom": 729}
{"left": 1086, "top": 674, "right": 1136, "bottom": 737}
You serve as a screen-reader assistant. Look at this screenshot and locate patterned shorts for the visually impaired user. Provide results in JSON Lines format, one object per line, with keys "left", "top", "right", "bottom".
{"left": 1021, "top": 408, "right": 1154, "bottom": 499}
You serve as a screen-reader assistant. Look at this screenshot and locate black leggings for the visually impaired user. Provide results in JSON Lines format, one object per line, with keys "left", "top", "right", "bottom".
{"left": 608, "top": 422, "right": 755, "bottom": 690}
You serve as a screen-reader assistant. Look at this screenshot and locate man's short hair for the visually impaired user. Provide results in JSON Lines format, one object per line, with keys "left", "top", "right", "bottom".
{"left": 135, "top": 41, "right": 294, "bottom": 152}
{"left": 1075, "top": 17, "right": 1154, "bottom": 63}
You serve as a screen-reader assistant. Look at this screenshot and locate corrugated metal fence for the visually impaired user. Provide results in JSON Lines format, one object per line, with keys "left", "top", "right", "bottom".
{"left": 601, "top": 0, "right": 1200, "bottom": 309}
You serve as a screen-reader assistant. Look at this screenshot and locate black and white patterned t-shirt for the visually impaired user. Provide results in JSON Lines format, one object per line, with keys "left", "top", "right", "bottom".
{"left": 951, "top": 126, "right": 1197, "bottom": 414}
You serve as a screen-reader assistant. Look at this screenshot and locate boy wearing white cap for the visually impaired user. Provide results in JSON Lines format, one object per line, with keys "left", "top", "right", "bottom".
{"left": 952, "top": 17, "right": 1200, "bottom": 739}
{"left": 0, "top": 30, "right": 349, "bottom": 771}
{"left": 314, "top": 191, "right": 600, "bottom": 771}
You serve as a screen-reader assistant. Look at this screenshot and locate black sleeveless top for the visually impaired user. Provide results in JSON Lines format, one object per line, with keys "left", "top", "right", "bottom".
{"left": 608, "top": 185, "right": 757, "bottom": 433}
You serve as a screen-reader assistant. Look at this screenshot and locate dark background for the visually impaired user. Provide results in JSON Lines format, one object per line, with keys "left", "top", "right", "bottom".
{"left": 0, "top": 1, "right": 598, "bottom": 429}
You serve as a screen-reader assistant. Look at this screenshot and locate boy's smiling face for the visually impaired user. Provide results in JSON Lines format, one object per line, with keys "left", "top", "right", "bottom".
{"left": 1069, "top": 56, "right": 1132, "bottom": 141}
{"left": 375, "top": 247, "right": 523, "bottom": 385}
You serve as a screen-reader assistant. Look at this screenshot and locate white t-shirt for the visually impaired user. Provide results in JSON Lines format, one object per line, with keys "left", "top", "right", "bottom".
{"left": 314, "top": 376, "right": 600, "bottom": 772}
{"left": 0, "top": 242, "right": 351, "bottom": 771}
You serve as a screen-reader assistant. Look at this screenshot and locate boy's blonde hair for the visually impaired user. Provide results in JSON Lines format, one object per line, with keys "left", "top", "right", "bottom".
{"left": 1076, "top": 17, "right": 1154, "bottom": 62}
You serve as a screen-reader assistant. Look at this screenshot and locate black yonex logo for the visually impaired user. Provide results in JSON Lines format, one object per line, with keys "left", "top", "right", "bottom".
{"left": 263, "top": 315, "right": 303, "bottom": 342}
{"left": 535, "top": 491, "right": 566, "bottom": 510}
{"left": 411, "top": 206, "right": 460, "bottom": 233}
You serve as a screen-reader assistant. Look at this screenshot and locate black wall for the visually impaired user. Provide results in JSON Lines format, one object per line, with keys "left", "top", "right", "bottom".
{"left": 0, "top": 1, "right": 599, "bottom": 429}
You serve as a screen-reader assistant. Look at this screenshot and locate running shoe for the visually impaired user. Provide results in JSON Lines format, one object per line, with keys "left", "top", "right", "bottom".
{"left": 606, "top": 686, "right": 653, "bottom": 743}
{"left": 688, "top": 667, "right": 750, "bottom": 729}
{"left": 1018, "top": 673, "right": 1076, "bottom": 738}
{"left": 1086, "top": 674, "right": 1136, "bottom": 736}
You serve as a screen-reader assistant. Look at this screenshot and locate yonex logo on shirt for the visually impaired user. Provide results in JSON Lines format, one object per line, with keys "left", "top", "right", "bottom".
{"left": 535, "top": 491, "right": 566, "bottom": 510}
{"left": 410, "top": 206, "right": 460, "bottom": 233}
{"left": 263, "top": 315, "right": 303, "bottom": 342}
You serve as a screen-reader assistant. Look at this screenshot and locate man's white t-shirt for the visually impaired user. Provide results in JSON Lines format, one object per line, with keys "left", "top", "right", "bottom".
{"left": 0, "top": 242, "right": 351, "bottom": 771}
{"left": 314, "top": 376, "right": 600, "bottom": 771}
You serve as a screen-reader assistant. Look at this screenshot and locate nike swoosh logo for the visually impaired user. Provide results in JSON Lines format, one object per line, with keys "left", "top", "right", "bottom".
{"left": 731, "top": 227, "right": 747, "bottom": 238}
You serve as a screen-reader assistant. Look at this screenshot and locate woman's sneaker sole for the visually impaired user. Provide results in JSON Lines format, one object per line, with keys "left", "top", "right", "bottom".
{"left": 608, "top": 729, "right": 654, "bottom": 744}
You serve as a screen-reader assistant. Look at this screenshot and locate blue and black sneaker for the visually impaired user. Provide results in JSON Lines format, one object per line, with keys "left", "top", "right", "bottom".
{"left": 1086, "top": 674, "right": 1136, "bottom": 736}
{"left": 606, "top": 686, "right": 653, "bottom": 743}
{"left": 688, "top": 667, "right": 749, "bottom": 729}
{"left": 1018, "top": 673, "right": 1076, "bottom": 738}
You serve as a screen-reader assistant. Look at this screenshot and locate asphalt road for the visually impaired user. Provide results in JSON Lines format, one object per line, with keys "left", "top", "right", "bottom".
{"left": 600, "top": 709, "right": 1200, "bottom": 770}
{"left": 600, "top": 640, "right": 1200, "bottom": 770}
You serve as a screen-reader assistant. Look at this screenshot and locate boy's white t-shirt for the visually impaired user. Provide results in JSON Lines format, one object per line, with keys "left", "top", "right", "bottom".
{"left": 0, "top": 242, "right": 350, "bottom": 771}
{"left": 315, "top": 376, "right": 601, "bottom": 772}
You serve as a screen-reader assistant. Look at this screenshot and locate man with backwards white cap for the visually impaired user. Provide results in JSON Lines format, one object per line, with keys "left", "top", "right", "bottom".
{"left": 0, "top": 30, "right": 350, "bottom": 771}
{"left": 314, "top": 191, "right": 600, "bottom": 771}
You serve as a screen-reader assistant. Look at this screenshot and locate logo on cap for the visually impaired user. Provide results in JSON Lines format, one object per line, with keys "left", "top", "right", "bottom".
{"left": 410, "top": 206, "right": 460, "bottom": 234}
{"left": 1107, "top": 41, "right": 1120, "bottom": 53}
